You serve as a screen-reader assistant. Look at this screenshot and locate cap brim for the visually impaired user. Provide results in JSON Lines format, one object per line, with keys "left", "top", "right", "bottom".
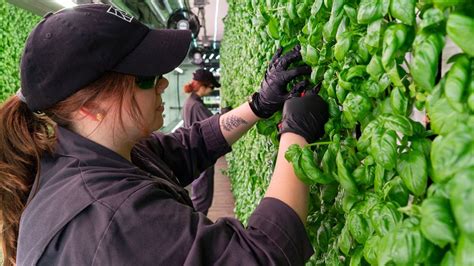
{"left": 112, "top": 29, "right": 192, "bottom": 76}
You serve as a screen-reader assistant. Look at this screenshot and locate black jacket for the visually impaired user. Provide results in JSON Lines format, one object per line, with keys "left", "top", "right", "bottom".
{"left": 182, "top": 92, "right": 213, "bottom": 128}
{"left": 17, "top": 115, "right": 313, "bottom": 265}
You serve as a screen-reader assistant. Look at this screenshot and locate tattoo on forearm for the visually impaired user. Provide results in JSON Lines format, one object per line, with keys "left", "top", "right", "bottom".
{"left": 222, "top": 115, "right": 248, "bottom": 132}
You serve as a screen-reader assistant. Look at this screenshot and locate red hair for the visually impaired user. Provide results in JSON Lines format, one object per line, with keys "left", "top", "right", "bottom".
{"left": 183, "top": 80, "right": 211, "bottom": 93}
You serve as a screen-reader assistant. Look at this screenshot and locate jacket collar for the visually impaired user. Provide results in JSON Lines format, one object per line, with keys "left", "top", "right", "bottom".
{"left": 55, "top": 126, "right": 136, "bottom": 169}
{"left": 190, "top": 92, "right": 203, "bottom": 103}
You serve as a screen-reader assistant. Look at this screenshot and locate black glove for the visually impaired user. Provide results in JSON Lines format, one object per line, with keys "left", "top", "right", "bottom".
{"left": 249, "top": 45, "right": 312, "bottom": 118}
{"left": 279, "top": 81, "right": 329, "bottom": 143}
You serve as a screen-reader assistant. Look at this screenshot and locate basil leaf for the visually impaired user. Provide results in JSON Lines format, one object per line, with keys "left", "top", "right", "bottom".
{"left": 431, "top": 130, "right": 474, "bottom": 183}
{"left": 371, "top": 128, "right": 397, "bottom": 170}
{"left": 447, "top": 13, "right": 474, "bottom": 57}
{"left": 456, "top": 235, "right": 474, "bottom": 265}
{"left": 380, "top": 113, "right": 414, "bottom": 136}
{"left": 390, "top": 0, "right": 416, "bottom": 25}
{"left": 397, "top": 149, "right": 428, "bottom": 196}
{"left": 369, "top": 202, "right": 402, "bottom": 236}
{"left": 448, "top": 168, "right": 474, "bottom": 241}
{"left": 421, "top": 197, "right": 457, "bottom": 248}
{"left": 357, "top": 0, "right": 390, "bottom": 24}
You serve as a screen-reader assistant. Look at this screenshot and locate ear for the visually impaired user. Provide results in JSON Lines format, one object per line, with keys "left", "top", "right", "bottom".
{"left": 79, "top": 107, "right": 103, "bottom": 122}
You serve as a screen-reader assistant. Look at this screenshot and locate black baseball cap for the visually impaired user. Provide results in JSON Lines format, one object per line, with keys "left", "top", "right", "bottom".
{"left": 192, "top": 69, "right": 220, "bottom": 88}
{"left": 20, "top": 4, "right": 192, "bottom": 111}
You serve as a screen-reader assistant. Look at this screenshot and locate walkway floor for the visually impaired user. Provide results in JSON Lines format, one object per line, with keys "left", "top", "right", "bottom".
{"left": 207, "top": 156, "right": 236, "bottom": 222}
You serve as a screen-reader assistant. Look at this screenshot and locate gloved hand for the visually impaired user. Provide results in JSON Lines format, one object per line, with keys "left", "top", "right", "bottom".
{"left": 249, "top": 45, "right": 312, "bottom": 119}
{"left": 278, "top": 81, "right": 329, "bottom": 143}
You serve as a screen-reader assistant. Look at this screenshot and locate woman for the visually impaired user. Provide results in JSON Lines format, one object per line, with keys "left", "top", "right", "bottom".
{"left": 0, "top": 4, "right": 328, "bottom": 265}
{"left": 182, "top": 68, "right": 221, "bottom": 215}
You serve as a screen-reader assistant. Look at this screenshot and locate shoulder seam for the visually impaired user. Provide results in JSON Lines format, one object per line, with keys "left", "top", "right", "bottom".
{"left": 91, "top": 183, "right": 157, "bottom": 265}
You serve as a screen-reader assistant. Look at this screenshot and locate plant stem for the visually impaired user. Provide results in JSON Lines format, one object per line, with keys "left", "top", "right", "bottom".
{"left": 306, "top": 141, "right": 333, "bottom": 147}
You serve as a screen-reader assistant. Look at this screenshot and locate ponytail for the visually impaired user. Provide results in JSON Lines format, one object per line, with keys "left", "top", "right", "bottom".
{"left": 0, "top": 96, "right": 55, "bottom": 266}
{"left": 183, "top": 80, "right": 210, "bottom": 93}
{"left": 0, "top": 72, "right": 140, "bottom": 265}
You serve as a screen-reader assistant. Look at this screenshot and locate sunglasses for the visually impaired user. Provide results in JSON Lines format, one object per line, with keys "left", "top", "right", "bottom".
{"left": 135, "top": 75, "right": 163, "bottom": 90}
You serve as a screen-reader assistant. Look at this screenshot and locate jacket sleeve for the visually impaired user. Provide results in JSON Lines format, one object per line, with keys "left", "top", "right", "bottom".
{"left": 137, "top": 114, "right": 231, "bottom": 186}
{"left": 92, "top": 186, "right": 314, "bottom": 266}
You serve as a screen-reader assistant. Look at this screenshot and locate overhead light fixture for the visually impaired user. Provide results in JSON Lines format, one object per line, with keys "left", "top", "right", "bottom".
{"left": 216, "top": 55, "right": 220, "bottom": 60}
{"left": 203, "top": 54, "right": 207, "bottom": 60}
{"left": 213, "top": 0, "right": 220, "bottom": 46}
{"left": 54, "top": 0, "right": 77, "bottom": 8}
{"left": 174, "top": 67, "right": 184, "bottom": 74}
{"left": 209, "top": 53, "right": 215, "bottom": 60}
{"left": 209, "top": 68, "right": 215, "bottom": 72}
{"left": 205, "top": 59, "right": 210, "bottom": 63}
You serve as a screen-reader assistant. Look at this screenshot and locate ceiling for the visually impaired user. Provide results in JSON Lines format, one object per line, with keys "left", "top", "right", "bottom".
{"left": 6, "top": 0, "right": 228, "bottom": 42}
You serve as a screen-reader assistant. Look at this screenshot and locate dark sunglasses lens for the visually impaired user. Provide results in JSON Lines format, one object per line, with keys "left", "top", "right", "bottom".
{"left": 136, "top": 76, "right": 156, "bottom": 89}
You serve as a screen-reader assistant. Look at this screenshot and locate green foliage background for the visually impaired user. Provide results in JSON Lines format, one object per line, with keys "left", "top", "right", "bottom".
{"left": 221, "top": 0, "right": 474, "bottom": 265}
{"left": 0, "top": 0, "right": 40, "bottom": 103}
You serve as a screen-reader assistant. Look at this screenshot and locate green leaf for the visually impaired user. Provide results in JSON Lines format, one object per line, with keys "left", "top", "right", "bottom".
{"left": 357, "top": 119, "right": 381, "bottom": 152}
{"left": 378, "top": 217, "right": 435, "bottom": 265}
{"left": 410, "top": 32, "right": 445, "bottom": 93}
{"left": 303, "top": 44, "right": 319, "bottom": 66}
{"left": 338, "top": 224, "right": 353, "bottom": 255}
{"left": 367, "top": 55, "right": 384, "bottom": 80}
{"left": 448, "top": 168, "right": 474, "bottom": 241}
{"left": 349, "top": 246, "right": 364, "bottom": 266}
{"left": 390, "top": 0, "right": 416, "bottom": 25}
{"left": 426, "top": 80, "right": 470, "bottom": 135}
{"left": 441, "top": 250, "right": 456, "bottom": 266}
{"left": 447, "top": 13, "right": 474, "bottom": 57}
{"left": 348, "top": 211, "right": 371, "bottom": 244}
{"left": 382, "top": 24, "right": 414, "bottom": 71}
{"left": 363, "top": 234, "right": 381, "bottom": 265}
{"left": 420, "top": 196, "right": 457, "bottom": 248}
{"left": 455, "top": 235, "right": 474, "bottom": 265}
{"left": 390, "top": 87, "right": 409, "bottom": 116}
{"left": 336, "top": 150, "right": 359, "bottom": 193}
{"left": 334, "top": 32, "right": 351, "bottom": 62}
{"left": 397, "top": 149, "right": 428, "bottom": 196}
{"left": 346, "top": 65, "right": 367, "bottom": 81}
{"left": 419, "top": 8, "right": 446, "bottom": 32}
{"left": 371, "top": 128, "right": 397, "bottom": 170}
{"left": 357, "top": 0, "right": 390, "bottom": 24}
{"left": 383, "top": 176, "right": 410, "bottom": 206}
{"left": 342, "top": 92, "right": 372, "bottom": 122}
{"left": 311, "top": 0, "right": 324, "bottom": 15}
{"left": 369, "top": 202, "right": 402, "bottom": 236}
{"left": 380, "top": 113, "right": 414, "bottom": 136}
{"left": 301, "top": 147, "right": 334, "bottom": 184}
{"left": 365, "top": 19, "right": 384, "bottom": 54}
{"left": 445, "top": 54, "right": 470, "bottom": 112}
{"left": 266, "top": 16, "right": 280, "bottom": 40}
{"left": 431, "top": 130, "right": 474, "bottom": 183}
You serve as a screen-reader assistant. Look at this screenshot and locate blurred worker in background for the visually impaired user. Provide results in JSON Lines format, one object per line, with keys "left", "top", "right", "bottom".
{"left": 182, "top": 69, "right": 221, "bottom": 214}
{"left": 0, "top": 4, "right": 328, "bottom": 265}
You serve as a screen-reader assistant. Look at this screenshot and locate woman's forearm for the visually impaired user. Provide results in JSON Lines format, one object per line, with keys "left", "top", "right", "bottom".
{"left": 219, "top": 102, "right": 260, "bottom": 145}
{"left": 264, "top": 133, "right": 309, "bottom": 224}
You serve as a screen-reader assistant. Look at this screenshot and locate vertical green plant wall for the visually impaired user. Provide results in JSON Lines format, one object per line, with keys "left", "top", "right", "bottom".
{"left": 221, "top": 0, "right": 473, "bottom": 265}
{"left": 0, "top": 0, "right": 40, "bottom": 103}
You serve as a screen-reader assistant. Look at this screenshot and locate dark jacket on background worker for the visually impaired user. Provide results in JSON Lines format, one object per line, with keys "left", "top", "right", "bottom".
{"left": 182, "top": 69, "right": 221, "bottom": 214}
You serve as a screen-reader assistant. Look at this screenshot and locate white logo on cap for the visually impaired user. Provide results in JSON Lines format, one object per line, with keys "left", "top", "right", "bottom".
{"left": 107, "top": 6, "right": 133, "bottom": 23}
